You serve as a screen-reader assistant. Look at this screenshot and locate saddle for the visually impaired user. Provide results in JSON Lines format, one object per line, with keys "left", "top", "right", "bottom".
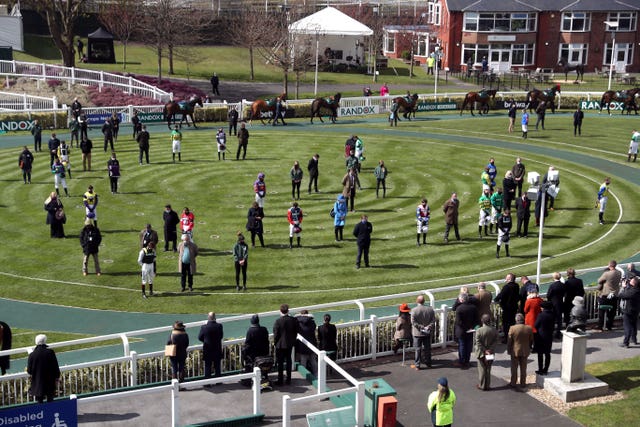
{"left": 404, "top": 96, "right": 412, "bottom": 103}
{"left": 177, "top": 101, "right": 188, "bottom": 111}
{"left": 616, "top": 91, "right": 627, "bottom": 99}
{"left": 324, "top": 98, "right": 334, "bottom": 105}
{"left": 478, "top": 90, "right": 488, "bottom": 99}
{"left": 542, "top": 90, "right": 552, "bottom": 98}
{"left": 266, "top": 99, "right": 276, "bottom": 107}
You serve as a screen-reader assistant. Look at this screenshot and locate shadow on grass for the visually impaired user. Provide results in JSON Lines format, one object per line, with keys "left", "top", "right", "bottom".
{"left": 596, "top": 369, "right": 640, "bottom": 391}
{"left": 543, "top": 224, "right": 581, "bottom": 229}
{"left": 118, "top": 191, "right": 158, "bottom": 195}
{"left": 101, "top": 229, "right": 138, "bottom": 234}
{"left": 371, "top": 264, "right": 418, "bottom": 269}
{"left": 198, "top": 248, "right": 231, "bottom": 257}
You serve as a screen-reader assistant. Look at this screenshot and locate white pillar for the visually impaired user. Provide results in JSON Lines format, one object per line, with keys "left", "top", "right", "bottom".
{"left": 560, "top": 331, "right": 588, "bottom": 383}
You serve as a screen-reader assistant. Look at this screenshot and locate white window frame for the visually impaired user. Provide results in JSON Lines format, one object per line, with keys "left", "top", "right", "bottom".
{"left": 561, "top": 12, "right": 591, "bottom": 32}
{"left": 511, "top": 44, "right": 535, "bottom": 66}
{"left": 606, "top": 12, "right": 637, "bottom": 31}
{"left": 384, "top": 32, "right": 395, "bottom": 54}
{"left": 428, "top": 2, "right": 441, "bottom": 26}
{"left": 558, "top": 43, "right": 588, "bottom": 64}
{"left": 604, "top": 43, "right": 634, "bottom": 67}
{"left": 463, "top": 12, "right": 536, "bottom": 32}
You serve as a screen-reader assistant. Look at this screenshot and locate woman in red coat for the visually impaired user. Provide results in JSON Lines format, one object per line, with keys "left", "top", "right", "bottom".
{"left": 524, "top": 291, "right": 543, "bottom": 333}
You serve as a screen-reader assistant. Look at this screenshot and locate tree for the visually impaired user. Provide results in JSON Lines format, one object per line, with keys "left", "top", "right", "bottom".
{"left": 228, "top": 5, "right": 270, "bottom": 81}
{"left": 253, "top": 8, "right": 296, "bottom": 94}
{"left": 98, "top": 0, "right": 140, "bottom": 70}
{"left": 27, "top": 0, "right": 87, "bottom": 68}
{"left": 138, "top": 0, "right": 174, "bottom": 82}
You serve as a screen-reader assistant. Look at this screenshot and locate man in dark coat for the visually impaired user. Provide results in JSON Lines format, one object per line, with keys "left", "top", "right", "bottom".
{"left": 534, "top": 302, "right": 555, "bottom": 375}
{"left": 27, "top": 334, "right": 60, "bottom": 403}
{"left": 210, "top": 73, "right": 220, "bottom": 96}
{"left": 546, "top": 272, "right": 566, "bottom": 338}
{"left": 243, "top": 314, "right": 270, "bottom": 382}
{"left": 494, "top": 273, "right": 520, "bottom": 343}
{"left": 273, "top": 304, "right": 298, "bottom": 385}
{"left": 563, "top": 268, "right": 585, "bottom": 326}
{"left": 307, "top": 154, "right": 319, "bottom": 194}
{"left": 80, "top": 221, "right": 102, "bottom": 276}
{"left": 296, "top": 310, "right": 318, "bottom": 375}
{"left": 317, "top": 314, "right": 338, "bottom": 362}
{"left": 442, "top": 192, "right": 460, "bottom": 243}
{"left": 137, "top": 125, "right": 151, "bottom": 165}
{"left": 454, "top": 293, "right": 480, "bottom": 368}
{"left": 163, "top": 204, "right": 180, "bottom": 252}
{"left": 0, "top": 321, "right": 12, "bottom": 375}
{"left": 353, "top": 214, "right": 373, "bottom": 269}
{"left": 227, "top": 106, "right": 238, "bottom": 136}
{"left": 515, "top": 193, "right": 531, "bottom": 238}
{"left": 198, "top": 312, "right": 224, "bottom": 381}
{"left": 618, "top": 276, "right": 640, "bottom": 348}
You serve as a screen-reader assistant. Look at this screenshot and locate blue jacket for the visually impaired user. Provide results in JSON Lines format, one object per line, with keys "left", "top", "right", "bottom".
{"left": 334, "top": 195, "right": 348, "bottom": 227}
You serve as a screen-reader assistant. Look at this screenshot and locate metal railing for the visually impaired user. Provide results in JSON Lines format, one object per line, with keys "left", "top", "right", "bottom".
{"left": 0, "top": 91, "right": 57, "bottom": 111}
{"left": 0, "top": 60, "right": 171, "bottom": 102}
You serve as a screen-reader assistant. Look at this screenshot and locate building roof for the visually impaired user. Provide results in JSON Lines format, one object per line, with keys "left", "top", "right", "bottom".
{"left": 289, "top": 6, "right": 373, "bottom": 36}
{"left": 445, "top": 0, "right": 640, "bottom": 12}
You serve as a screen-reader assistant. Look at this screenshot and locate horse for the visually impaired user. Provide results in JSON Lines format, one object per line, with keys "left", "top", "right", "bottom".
{"left": 526, "top": 85, "right": 560, "bottom": 113}
{"left": 163, "top": 95, "right": 203, "bottom": 129}
{"left": 557, "top": 58, "right": 585, "bottom": 82}
{"left": 310, "top": 93, "right": 342, "bottom": 124}
{"left": 249, "top": 93, "right": 287, "bottom": 125}
{"left": 392, "top": 93, "right": 419, "bottom": 120}
{"left": 600, "top": 88, "right": 640, "bottom": 115}
{"left": 459, "top": 89, "right": 497, "bottom": 116}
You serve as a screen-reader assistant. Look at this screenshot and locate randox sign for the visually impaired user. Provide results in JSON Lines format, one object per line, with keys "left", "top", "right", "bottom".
{"left": 138, "top": 112, "right": 167, "bottom": 122}
{"left": 416, "top": 102, "right": 457, "bottom": 112}
{"left": 580, "top": 100, "right": 620, "bottom": 110}
{"left": 0, "top": 120, "right": 35, "bottom": 132}
{"left": 338, "top": 105, "right": 380, "bottom": 117}
{"left": 0, "top": 398, "right": 77, "bottom": 427}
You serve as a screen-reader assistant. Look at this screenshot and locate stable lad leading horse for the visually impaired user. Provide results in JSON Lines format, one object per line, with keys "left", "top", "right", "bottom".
{"left": 310, "top": 93, "right": 341, "bottom": 124}
{"left": 391, "top": 93, "right": 419, "bottom": 120}
{"left": 249, "top": 93, "right": 287, "bottom": 125}
{"left": 163, "top": 95, "right": 203, "bottom": 129}
{"left": 600, "top": 88, "right": 640, "bottom": 115}
{"left": 526, "top": 85, "right": 560, "bottom": 113}
{"left": 459, "top": 89, "right": 497, "bottom": 116}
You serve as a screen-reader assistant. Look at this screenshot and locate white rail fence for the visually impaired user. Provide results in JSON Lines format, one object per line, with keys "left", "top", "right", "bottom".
{"left": 0, "top": 91, "right": 58, "bottom": 112}
{"left": 0, "top": 60, "right": 171, "bottom": 102}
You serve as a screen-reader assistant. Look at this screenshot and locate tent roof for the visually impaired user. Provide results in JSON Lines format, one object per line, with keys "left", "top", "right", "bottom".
{"left": 289, "top": 7, "right": 373, "bottom": 36}
{"left": 88, "top": 27, "right": 114, "bottom": 39}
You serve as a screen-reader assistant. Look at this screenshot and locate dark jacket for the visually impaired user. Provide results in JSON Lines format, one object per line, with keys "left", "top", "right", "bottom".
{"left": 0, "top": 321, "right": 11, "bottom": 372}
{"left": 353, "top": 220, "right": 373, "bottom": 245}
{"left": 163, "top": 209, "right": 180, "bottom": 235}
{"left": 238, "top": 127, "right": 249, "bottom": 145}
{"left": 198, "top": 320, "right": 224, "bottom": 361}
{"left": 547, "top": 280, "right": 566, "bottom": 311}
{"left": 80, "top": 224, "right": 102, "bottom": 255}
{"left": 296, "top": 314, "right": 317, "bottom": 355}
{"left": 44, "top": 197, "right": 63, "bottom": 226}
{"left": 619, "top": 285, "right": 640, "bottom": 314}
{"left": 454, "top": 302, "right": 480, "bottom": 339}
{"left": 534, "top": 308, "right": 555, "bottom": 353}
{"left": 19, "top": 149, "right": 34, "bottom": 170}
{"left": 494, "top": 281, "right": 520, "bottom": 313}
{"left": 273, "top": 314, "right": 298, "bottom": 350}
{"left": 27, "top": 344, "right": 60, "bottom": 398}
{"left": 137, "top": 130, "right": 150, "bottom": 149}
{"left": 307, "top": 157, "right": 319, "bottom": 176}
{"left": 80, "top": 138, "right": 93, "bottom": 154}
{"left": 246, "top": 206, "right": 264, "bottom": 233}
{"left": 564, "top": 277, "right": 585, "bottom": 312}
{"left": 167, "top": 329, "right": 189, "bottom": 362}
{"left": 244, "top": 324, "right": 270, "bottom": 359}
{"left": 317, "top": 323, "right": 338, "bottom": 352}
{"left": 515, "top": 195, "right": 531, "bottom": 219}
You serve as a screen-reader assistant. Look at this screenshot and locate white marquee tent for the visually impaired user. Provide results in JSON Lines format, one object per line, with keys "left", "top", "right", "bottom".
{"left": 289, "top": 7, "right": 373, "bottom": 94}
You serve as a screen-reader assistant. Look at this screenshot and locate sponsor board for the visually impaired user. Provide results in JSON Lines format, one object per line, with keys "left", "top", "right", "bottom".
{"left": 0, "top": 398, "right": 77, "bottom": 427}
{"left": 416, "top": 102, "right": 457, "bottom": 112}
{"left": 0, "top": 120, "right": 35, "bottom": 132}
{"left": 580, "top": 100, "right": 623, "bottom": 111}
{"left": 501, "top": 101, "right": 528, "bottom": 109}
{"left": 256, "top": 109, "right": 295, "bottom": 119}
{"left": 86, "top": 112, "right": 124, "bottom": 125}
{"left": 139, "top": 112, "right": 168, "bottom": 122}
{"left": 338, "top": 105, "right": 380, "bottom": 117}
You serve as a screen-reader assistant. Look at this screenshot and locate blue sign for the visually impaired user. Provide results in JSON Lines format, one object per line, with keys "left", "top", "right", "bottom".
{"left": 86, "top": 113, "right": 123, "bottom": 126}
{"left": 0, "top": 399, "right": 77, "bottom": 427}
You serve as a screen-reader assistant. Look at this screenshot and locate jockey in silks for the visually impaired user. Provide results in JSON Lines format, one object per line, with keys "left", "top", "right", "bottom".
{"left": 416, "top": 198, "right": 430, "bottom": 246}
{"left": 490, "top": 187, "right": 503, "bottom": 234}
{"left": 478, "top": 189, "right": 491, "bottom": 238}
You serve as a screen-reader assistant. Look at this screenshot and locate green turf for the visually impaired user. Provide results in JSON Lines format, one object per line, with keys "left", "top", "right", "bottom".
{"left": 0, "top": 112, "right": 637, "bottom": 314}
{"left": 568, "top": 356, "right": 640, "bottom": 426}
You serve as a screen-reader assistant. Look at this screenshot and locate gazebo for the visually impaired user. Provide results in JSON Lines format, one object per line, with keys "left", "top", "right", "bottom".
{"left": 87, "top": 27, "right": 115, "bottom": 64}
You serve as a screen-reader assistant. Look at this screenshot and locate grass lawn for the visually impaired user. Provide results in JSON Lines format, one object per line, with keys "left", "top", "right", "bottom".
{"left": 0, "top": 112, "right": 637, "bottom": 315}
{"left": 568, "top": 356, "right": 640, "bottom": 426}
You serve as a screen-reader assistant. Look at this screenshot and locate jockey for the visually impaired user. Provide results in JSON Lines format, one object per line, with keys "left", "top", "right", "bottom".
{"left": 355, "top": 138, "right": 365, "bottom": 162}
{"left": 416, "top": 198, "right": 430, "bottom": 246}
{"left": 254, "top": 172, "right": 266, "bottom": 209}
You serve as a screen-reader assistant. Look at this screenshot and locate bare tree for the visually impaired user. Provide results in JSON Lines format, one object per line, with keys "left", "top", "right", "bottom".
{"left": 98, "top": 0, "right": 140, "bottom": 70}
{"left": 254, "top": 9, "right": 296, "bottom": 94}
{"left": 26, "top": 0, "right": 87, "bottom": 67}
{"left": 138, "top": 0, "right": 174, "bottom": 82}
{"left": 358, "top": 6, "right": 387, "bottom": 83}
{"left": 171, "top": 11, "right": 214, "bottom": 81}
{"left": 228, "top": 5, "right": 269, "bottom": 81}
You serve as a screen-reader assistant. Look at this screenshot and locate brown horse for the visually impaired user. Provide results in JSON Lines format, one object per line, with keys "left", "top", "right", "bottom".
{"left": 459, "top": 89, "right": 497, "bottom": 116}
{"left": 310, "top": 93, "right": 341, "bottom": 124}
{"left": 600, "top": 89, "right": 640, "bottom": 115}
{"left": 526, "top": 85, "right": 560, "bottom": 113}
{"left": 249, "top": 92, "right": 287, "bottom": 125}
{"left": 392, "top": 93, "right": 419, "bottom": 119}
{"left": 163, "top": 95, "right": 203, "bottom": 129}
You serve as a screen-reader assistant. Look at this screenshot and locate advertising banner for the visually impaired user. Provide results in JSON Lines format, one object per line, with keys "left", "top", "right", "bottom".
{"left": 580, "top": 100, "right": 616, "bottom": 111}
{"left": 138, "top": 112, "right": 167, "bottom": 123}
{"left": 0, "top": 119, "right": 35, "bottom": 132}
{"left": 338, "top": 105, "right": 380, "bottom": 117}
{"left": 86, "top": 112, "right": 123, "bottom": 126}
{"left": 0, "top": 399, "right": 77, "bottom": 427}
{"left": 500, "top": 100, "right": 528, "bottom": 109}
{"left": 416, "top": 102, "right": 457, "bottom": 112}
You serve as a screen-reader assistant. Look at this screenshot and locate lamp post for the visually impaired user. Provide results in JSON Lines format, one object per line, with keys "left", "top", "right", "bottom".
{"left": 604, "top": 21, "right": 619, "bottom": 91}
{"left": 434, "top": 44, "right": 441, "bottom": 96}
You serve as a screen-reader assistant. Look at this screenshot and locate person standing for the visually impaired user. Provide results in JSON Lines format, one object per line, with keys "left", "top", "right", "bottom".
{"left": 563, "top": 268, "right": 585, "bottom": 326}
{"left": 296, "top": 310, "right": 318, "bottom": 375}
{"left": 180, "top": 207, "right": 195, "bottom": 239}
{"left": 317, "top": 314, "right": 338, "bottom": 363}
{"left": 481, "top": 56, "right": 488, "bottom": 72}
{"left": 227, "top": 106, "right": 238, "bottom": 136}
{"left": 628, "top": 129, "right": 639, "bottom": 162}
{"left": 31, "top": 119, "right": 42, "bottom": 152}
{"left": 246, "top": 201, "right": 265, "bottom": 248}
{"left": 523, "top": 290, "right": 543, "bottom": 334}
{"left": 474, "top": 282, "right": 493, "bottom": 322}
{"left": 233, "top": 232, "right": 249, "bottom": 291}
{"left": 342, "top": 168, "right": 357, "bottom": 212}
{"left": 139, "top": 223, "right": 159, "bottom": 249}
{"left": 507, "top": 100, "right": 517, "bottom": 133}
{"left": 502, "top": 171, "right": 516, "bottom": 210}
{"left": 416, "top": 198, "right": 430, "bottom": 246}
{"left": 107, "top": 152, "right": 120, "bottom": 194}
{"left": 237, "top": 122, "right": 249, "bottom": 160}
{"left": 109, "top": 113, "right": 120, "bottom": 142}
{"left": 486, "top": 158, "right": 497, "bottom": 191}
{"left": 474, "top": 314, "right": 498, "bottom": 390}
{"left": 69, "top": 117, "right": 80, "bottom": 147}
{"left": 71, "top": 97, "right": 82, "bottom": 120}
{"left": 137, "top": 125, "right": 151, "bottom": 165}
{"left": 198, "top": 312, "right": 224, "bottom": 381}
{"left": 596, "top": 177, "right": 611, "bottom": 225}
{"left": 427, "top": 377, "right": 456, "bottom": 427}
{"left": 374, "top": 160, "right": 388, "bottom": 198}
{"left": 48, "top": 132, "right": 60, "bottom": 167}
{"left": 78, "top": 113, "right": 88, "bottom": 141}
{"left": 507, "top": 313, "right": 534, "bottom": 389}
{"left": 76, "top": 38, "right": 84, "bottom": 60}
{"left": 51, "top": 157, "right": 69, "bottom": 197}
{"left": 596, "top": 260, "right": 622, "bottom": 331}
{"left": 80, "top": 220, "right": 102, "bottom": 276}
{"left": 80, "top": 136, "right": 93, "bottom": 171}
{"left": 515, "top": 193, "right": 531, "bottom": 238}
{"left": 426, "top": 55, "right": 435, "bottom": 75}
{"left": 138, "top": 241, "right": 156, "bottom": 298}
{"left": 442, "top": 192, "right": 460, "bottom": 243}
{"left": 287, "top": 201, "right": 303, "bottom": 248}
{"left": 496, "top": 209, "right": 512, "bottom": 258}
{"left": 167, "top": 321, "right": 189, "bottom": 382}
{"left": 27, "top": 334, "right": 60, "bottom": 403}
{"left": 210, "top": 72, "right": 220, "bottom": 96}
{"left": 272, "top": 97, "right": 286, "bottom": 126}
{"left": 521, "top": 109, "right": 529, "bottom": 139}
{"left": 519, "top": 276, "right": 539, "bottom": 313}
{"left": 131, "top": 110, "right": 141, "bottom": 140}
{"left": 535, "top": 102, "right": 546, "bottom": 130}
{"left": 454, "top": 293, "right": 480, "bottom": 368}
{"left": 163, "top": 204, "right": 180, "bottom": 252}
{"left": 494, "top": 273, "right": 520, "bottom": 343}
{"left": 178, "top": 234, "right": 198, "bottom": 292}
{"left": 102, "top": 120, "right": 114, "bottom": 152}
{"left": 171, "top": 125, "right": 182, "bottom": 162}
{"left": 243, "top": 314, "right": 270, "bottom": 370}
{"left": 290, "top": 161, "right": 303, "bottom": 200}
{"left": 44, "top": 192, "right": 65, "bottom": 238}
{"left": 389, "top": 99, "right": 400, "bottom": 126}
{"left": 618, "top": 276, "right": 640, "bottom": 347}
{"left": 254, "top": 173, "right": 266, "bottom": 213}
{"left": 57, "top": 140, "right": 72, "bottom": 179}
{"left": 83, "top": 185, "right": 98, "bottom": 226}
{"left": 489, "top": 187, "right": 503, "bottom": 234}
{"left": 573, "top": 106, "right": 584, "bottom": 136}
{"left": 307, "top": 153, "right": 319, "bottom": 194}
{"left": 216, "top": 128, "right": 226, "bottom": 161}
{"left": 379, "top": 83, "right": 389, "bottom": 96}
{"left": 18, "top": 146, "right": 34, "bottom": 184}
{"left": 0, "top": 321, "right": 12, "bottom": 375}
{"left": 353, "top": 214, "right": 372, "bottom": 269}
{"left": 392, "top": 303, "right": 412, "bottom": 354}
{"left": 547, "top": 272, "right": 566, "bottom": 338}
{"left": 273, "top": 304, "right": 299, "bottom": 386}
{"left": 478, "top": 188, "right": 491, "bottom": 238}
{"left": 511, "top": 157, "right": 526, "bottom": 197}
{"left": 411, "top": 295, "right": 435, "bottom": 370}
{"left": 534, "top": 302, "right": 555, "bottom": 375}
{"left": 333, "top": 194, "right": 348, "bottom": 242}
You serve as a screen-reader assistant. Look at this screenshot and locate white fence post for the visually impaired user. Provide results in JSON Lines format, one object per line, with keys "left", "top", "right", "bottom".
{"left": 282, "top": 394, "right": 291, "bottom": 427}
{"left": 129, "top": 351, "right": 138, "bottom": 387}
{"left": 22, "top": 92, "right": 26, "bottom": 111}
{"left": 252, "top": 367, "right": 261, "bottom": 415}
{"left": 439, "top": 304, "right": 449, "bottom": 348}
{"left": 355, "top": 381, "right": 365, "bottom": 427}
{"left": 317, "top": 350, "right": 326, "bottom": 394}
{"left": 170, "top": 378, "right": 180, "bottom": 427}
{"left": 370, "top": 314, "right": 378, "bottom": 360}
